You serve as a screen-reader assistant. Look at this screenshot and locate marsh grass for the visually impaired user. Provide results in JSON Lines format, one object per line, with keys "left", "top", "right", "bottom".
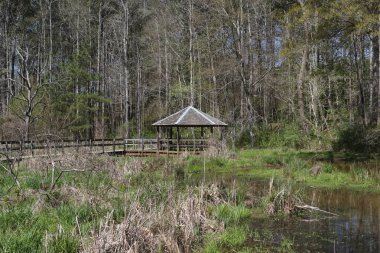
{"left": 0, "top": 154, "right": 130, "bottom": 253}
{"left": 214, "top": 149, "right": 380, "bottom": 192}
{"left": 185, "top": 155, "right": 228, "bottom": 173}
{"left": 1, "top": 148, "right": 378, "bottom": 252}
{"left": 213, "top": 204, "right": 251, "bottom": 226}
{"left": 2, "top": 154, "right": 252, "bottom": 253}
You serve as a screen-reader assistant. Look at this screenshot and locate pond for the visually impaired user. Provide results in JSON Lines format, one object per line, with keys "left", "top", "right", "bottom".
{"left": 187, "top": 172, "right": 380, "bottom": 252}
{"left": 249, "top": 187, "right": 380, "bottom": 252}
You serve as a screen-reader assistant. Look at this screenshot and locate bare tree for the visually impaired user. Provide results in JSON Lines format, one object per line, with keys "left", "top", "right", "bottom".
{"left": 8, "top": 47, "right": 46, "bottom": 141}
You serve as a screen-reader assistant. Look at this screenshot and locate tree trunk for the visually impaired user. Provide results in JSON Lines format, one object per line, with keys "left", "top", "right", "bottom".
{"left": 156, "top": 19, "right": 162, "bottom": 113}
{"left": 121, "top": 0, "right": 130, "bottom": 139}
{"left": 297, "top": 0, "right": 308, "bottom": 131}
{"left": 353, "top": 36, "right": 367, "bottom": 125}
{"left": 188, "top": 0, "right": 194, "bottom": 106}
{"left": 297, "top": 46, "right": 308, "bottom": 131}
{"left": 164, "top": 30, "right": 170, "bottom": 113}
{"left": 206, "top": 24, "right": 218, "bottom": 117}
{"left": 370, "top": 35, "right": 379, "bottom": 126}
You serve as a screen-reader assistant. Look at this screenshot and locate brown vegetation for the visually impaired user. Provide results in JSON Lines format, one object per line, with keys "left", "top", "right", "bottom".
{"left": 84, "top": 185, "right": 225, "bottom": 253}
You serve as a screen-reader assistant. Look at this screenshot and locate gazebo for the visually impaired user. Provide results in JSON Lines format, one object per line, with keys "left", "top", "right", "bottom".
{"left": 152, "top": 106, "right": 228, "bottom": 153}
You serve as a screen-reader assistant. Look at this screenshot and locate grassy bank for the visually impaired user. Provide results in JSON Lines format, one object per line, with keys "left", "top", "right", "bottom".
{"left": 186, "top": 148, "right": 380, "bottom": 192}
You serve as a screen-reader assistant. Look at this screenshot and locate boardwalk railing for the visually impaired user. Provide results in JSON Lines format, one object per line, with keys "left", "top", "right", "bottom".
{"left": 0, "top": 138, "right": 209, "bottom": 159}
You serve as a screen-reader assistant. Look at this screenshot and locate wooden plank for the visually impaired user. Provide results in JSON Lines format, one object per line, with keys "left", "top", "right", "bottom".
{"left": 0, "top": 137, "right": 204, "bottom": 161}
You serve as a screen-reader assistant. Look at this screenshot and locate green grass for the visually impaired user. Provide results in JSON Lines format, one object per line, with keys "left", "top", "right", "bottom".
{"left": 202, "top": 226, "right": 249, "bottom": 252}
{"left": 0, "top": 159, "right": 128, "bottom": 252}
{"left": 219, "top": 227, "right": 248, "bottom": 247}
{"left": 213, "top": 204, "right": 251, "bottom": 226}
{"left": 185, "top": 148, "right": 380, "bottom": 193}
{"left": 0, "top": 206, "right": 82, "bottom": 253}
{"left": 186, "top": 156, "right": 228, "bottom": 173}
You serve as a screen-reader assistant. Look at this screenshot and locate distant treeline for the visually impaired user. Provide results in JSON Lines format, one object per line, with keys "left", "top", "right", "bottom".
{"left": 0, "top": 0, "right": 378, "bottom": 144}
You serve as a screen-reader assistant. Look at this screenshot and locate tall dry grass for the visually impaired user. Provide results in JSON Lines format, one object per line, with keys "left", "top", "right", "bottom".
{"left": 83, "top": 184, "right": 225, "bottom": 253}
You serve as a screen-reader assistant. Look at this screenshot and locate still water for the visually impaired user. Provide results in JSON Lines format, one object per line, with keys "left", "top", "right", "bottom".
{"left": 188, "top": 173, "right": 380, "bottom": 252}
{"left": 251, "top": 187, "right": 380, "bottom": 252}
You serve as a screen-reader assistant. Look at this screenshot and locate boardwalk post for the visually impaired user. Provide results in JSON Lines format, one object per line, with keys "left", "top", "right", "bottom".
{"left": 113, "top": 138, "right": 116, "bottom": 154}
{"left": 54, "top": 141, "right": 57, "bottom": 155}
{"left": 76, "top": 139, "right": 79, "bottom": 153}
{"left": 31, "top": 140, "right": 34, "bottom": 157}
{"left": 61, "top": 139, "right": 65, "bottom": 154}
{"left": 123, "top": 139, "right": 126, "bottom": 153}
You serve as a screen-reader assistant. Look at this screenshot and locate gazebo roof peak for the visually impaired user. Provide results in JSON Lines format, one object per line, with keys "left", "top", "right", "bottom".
{"left": 152, "top": 106, "right": 227, "bottom": 127}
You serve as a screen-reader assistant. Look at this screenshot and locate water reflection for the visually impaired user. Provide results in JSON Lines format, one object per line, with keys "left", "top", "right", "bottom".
{"left": 252, "top": 186, "right": 380, "bottom": 252}
{"left": 185, "top": 172, "right": 380, "bottom": 252}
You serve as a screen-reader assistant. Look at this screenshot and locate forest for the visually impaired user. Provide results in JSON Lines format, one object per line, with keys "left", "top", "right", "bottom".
{"left": 0, "top": 0, "right": 378, "bottom": 148}
{"left": 1, "top": 1, "right": 380, "bottom": 252}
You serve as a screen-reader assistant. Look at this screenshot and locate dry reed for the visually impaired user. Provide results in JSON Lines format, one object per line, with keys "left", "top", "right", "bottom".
{"left": 83, "top": 184, "right": 225, "bottom": 253}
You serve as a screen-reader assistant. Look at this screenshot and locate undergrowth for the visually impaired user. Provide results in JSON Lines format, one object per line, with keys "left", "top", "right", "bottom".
{"left": 1, "top": 147, "right": 378, "bottom": 252}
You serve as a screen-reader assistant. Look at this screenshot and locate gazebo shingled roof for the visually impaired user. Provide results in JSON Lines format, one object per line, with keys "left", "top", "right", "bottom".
{"left": 152, "top": 106, "right": 227, "bottom": 127}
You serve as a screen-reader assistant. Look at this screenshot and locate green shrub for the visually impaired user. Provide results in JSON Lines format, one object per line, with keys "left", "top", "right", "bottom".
{"left": 281, "top": 124, "right": 305, "bottom": 149}
{"left": 333, "top": 124, "right": 366, "bottom": 152}
{"left": 323, "top": 163, "right": 334, "bottom": 173}
{"left": 254, "top": 124, "right": 307, "bottom": 149}
{"left": 235, "top": 129, "right": 254, "bottom": 148}
{"left": 333, "top": 124, "right": 380, "bottom": 154}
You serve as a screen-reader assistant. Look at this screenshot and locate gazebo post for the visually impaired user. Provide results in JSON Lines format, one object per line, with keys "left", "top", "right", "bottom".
{"left": 201, "top": 127, "right": 204, "bottom": 151}
{"left": 176, "top": 126, "right": 180, "bottom": 155}
{"left": 156, "top": 126, "right": 160, "bottom": 154}
{"left": 192, "top": 127, "right": 196, "bottom": 154}
{"left": 169, "top": 127, "right": 173, "bottom": 150}
{"left": 166, "top": 128, "right": 169, "bottom": 155}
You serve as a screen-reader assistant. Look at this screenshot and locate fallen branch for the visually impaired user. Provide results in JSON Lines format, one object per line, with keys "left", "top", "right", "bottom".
{"left": 295, "top": 204, "right": 339, "bottom": 216}
{"left": 300, "top": 217, "right": 337, "bottom": 222}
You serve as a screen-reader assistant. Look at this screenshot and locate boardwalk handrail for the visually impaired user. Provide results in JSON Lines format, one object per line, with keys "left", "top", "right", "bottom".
{"left": 0, "top": 138, "right": 209, "bottom": 160}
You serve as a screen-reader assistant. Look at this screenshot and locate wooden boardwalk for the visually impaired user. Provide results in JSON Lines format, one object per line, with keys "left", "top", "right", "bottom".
{"left": 0, "top": 138, "right": 207, "bottom": 161}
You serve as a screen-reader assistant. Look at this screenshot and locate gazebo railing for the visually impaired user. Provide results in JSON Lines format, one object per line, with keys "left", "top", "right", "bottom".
{"left": 158, "top": 138, "right": 208, "bottom": 151}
